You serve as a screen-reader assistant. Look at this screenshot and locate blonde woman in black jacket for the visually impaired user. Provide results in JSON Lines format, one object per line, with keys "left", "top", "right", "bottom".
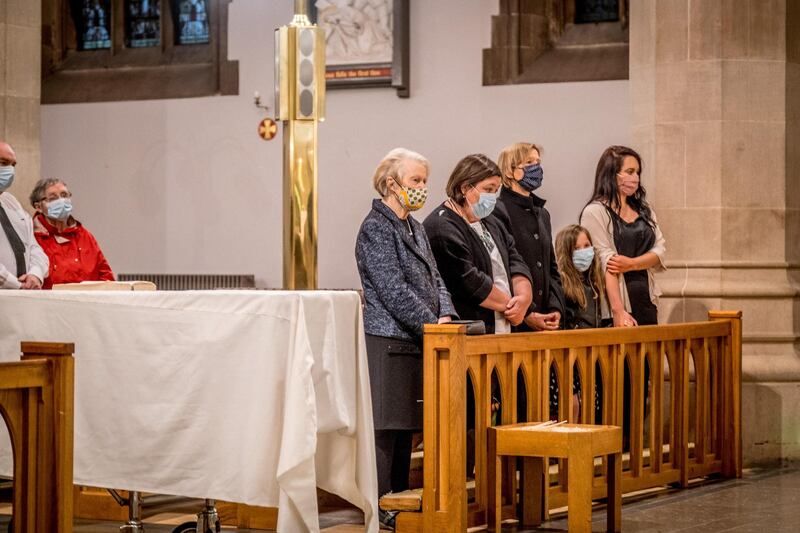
{"left": 494, "top": 142, "right": 565, "bottom": 332}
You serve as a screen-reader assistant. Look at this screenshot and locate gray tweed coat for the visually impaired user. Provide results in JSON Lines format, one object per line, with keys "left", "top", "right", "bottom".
{"left": 356, "top": 199, "right": 456, "bottom": 341}
{"left": 356, "top": 199, "right": 457, "bottom": 430}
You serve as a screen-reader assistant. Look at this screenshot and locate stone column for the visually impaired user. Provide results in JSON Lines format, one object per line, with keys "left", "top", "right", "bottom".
{"left": 631, "top": 0, "right": 800, "bottom": 464}
{"left": 0, "top": 0, "right": 41, "bottom": 205}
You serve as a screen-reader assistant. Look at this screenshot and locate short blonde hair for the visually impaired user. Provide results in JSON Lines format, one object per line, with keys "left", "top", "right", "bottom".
{"left": 372, "top": 148, "right": 430, "bottom": 197}
{"left": 497, "top": 142, "right": 542, "bottom": 188}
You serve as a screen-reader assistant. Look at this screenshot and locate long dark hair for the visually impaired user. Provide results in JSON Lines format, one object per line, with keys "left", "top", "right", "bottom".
{"left": 584, "top": 145, "right": 654, "bottom": 228}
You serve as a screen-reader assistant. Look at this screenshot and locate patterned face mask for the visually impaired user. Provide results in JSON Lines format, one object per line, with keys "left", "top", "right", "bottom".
{"left": 396, "top": 185, "right": 428, "bottom": 211}
{"left": 519, "top": 163, "right": 543, "bottom": 191}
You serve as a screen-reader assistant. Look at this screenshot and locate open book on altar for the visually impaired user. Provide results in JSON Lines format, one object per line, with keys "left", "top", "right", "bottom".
{"left": 52, "top": 280, "right": 157, "bottom": 291}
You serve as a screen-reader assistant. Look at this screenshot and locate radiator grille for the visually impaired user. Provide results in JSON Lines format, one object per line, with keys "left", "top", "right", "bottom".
{"left": 117, "top": 274, "right": 256, "bottom": 291}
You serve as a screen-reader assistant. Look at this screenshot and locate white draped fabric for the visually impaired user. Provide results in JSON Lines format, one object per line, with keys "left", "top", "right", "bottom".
{"left": 0, "top": 290, "right": 378, "bottom": 533}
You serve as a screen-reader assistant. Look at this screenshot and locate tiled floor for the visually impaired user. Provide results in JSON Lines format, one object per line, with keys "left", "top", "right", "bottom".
{"left": 1, "top": 468, "right": 798, "bottom": 532}
{"left": 0, "top": 501, "right": 366, "bottom": 532}
{"left": 507, "top": 467, "right": 800, "bottom": 533}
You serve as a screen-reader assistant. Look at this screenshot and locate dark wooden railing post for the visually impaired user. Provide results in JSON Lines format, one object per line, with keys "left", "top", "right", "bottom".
{"left": 0, "top": 361, "right": 47, "bottom": 532}
{"left": 676, "top": 338, "right": 691, "bottom": 487}
{"left": 708, "top": 311, "right": 743, "bottom": 478}
{"left": 21, "top": 341, "right": 76, "bottom": 532}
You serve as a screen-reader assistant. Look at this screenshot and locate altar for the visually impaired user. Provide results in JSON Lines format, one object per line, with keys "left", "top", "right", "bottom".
{"left": 0, "top": 290, "right": 378, "bottom": 533}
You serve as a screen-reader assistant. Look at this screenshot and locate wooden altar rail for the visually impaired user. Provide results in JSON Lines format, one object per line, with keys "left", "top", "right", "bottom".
{"left": 0, "top": 342, "right": 75, "bottom": 533}
{"left": 395, "top": 311, "right": 742, "bottom": 533}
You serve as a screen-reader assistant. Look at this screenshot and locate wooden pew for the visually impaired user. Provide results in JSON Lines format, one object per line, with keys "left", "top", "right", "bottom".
{"left": 1, "top": 342, "right": 75, "bottom": 533}
{"left": 390, "top": 311, "right": 742, "bottom": 533}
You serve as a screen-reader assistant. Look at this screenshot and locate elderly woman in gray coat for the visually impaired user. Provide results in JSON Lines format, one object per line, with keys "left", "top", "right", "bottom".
{"left": 355, "top": 148, "right": 457, "bottom": 520}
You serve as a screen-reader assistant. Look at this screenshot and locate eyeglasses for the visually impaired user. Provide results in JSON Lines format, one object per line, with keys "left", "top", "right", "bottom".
{"left": 40, "top": 192, "right": 72, "bottom": 203}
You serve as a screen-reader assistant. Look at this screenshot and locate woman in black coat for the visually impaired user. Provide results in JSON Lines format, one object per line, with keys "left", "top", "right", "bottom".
{"left": 355, "top": 148, "right": 457, "bottom": 513}
{"left": 423, "top": 154, "right": 533, "bottom": 334}
{"left": 494, "top": 142, "right": 567, "bottom": 422}
{"left": 495, "top": 142, "right": 565, "bottom": 332}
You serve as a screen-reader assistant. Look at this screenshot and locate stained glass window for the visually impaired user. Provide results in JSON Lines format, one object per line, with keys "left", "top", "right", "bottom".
{"left": 175, "top": 0, "right": 210, "bottom": 45}
{"left": 575, "top": 0, "right": 620, "bottom": 24}
{"left": 76, "top": 0, "right": 112, "bottom": 50}
{"left": 126, "top": 0, "right": 161, "bottom": 48}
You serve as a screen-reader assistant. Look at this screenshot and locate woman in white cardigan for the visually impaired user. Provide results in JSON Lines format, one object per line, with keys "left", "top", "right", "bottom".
{"left": 580, "top": 145, "right": 666, "bottom": 328}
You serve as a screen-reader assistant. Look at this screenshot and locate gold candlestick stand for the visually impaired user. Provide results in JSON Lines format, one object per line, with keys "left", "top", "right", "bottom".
{"left": 275, "top": 0, "right": 326, "bottom": 289}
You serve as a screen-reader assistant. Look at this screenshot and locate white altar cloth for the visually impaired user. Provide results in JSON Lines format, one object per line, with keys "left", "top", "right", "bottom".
{"left": 0, "top": 290, "right": 378, "bottom": 533}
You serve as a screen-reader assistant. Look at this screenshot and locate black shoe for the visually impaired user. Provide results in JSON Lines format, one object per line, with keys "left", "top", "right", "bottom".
{"left": 378, "top": 509, "right": 397, "bottom": 530}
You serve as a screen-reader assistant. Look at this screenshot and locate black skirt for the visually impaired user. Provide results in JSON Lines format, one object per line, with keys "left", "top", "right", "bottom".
{"left": 366, "top": 334, "right": 423, "bottom": 431}
{"left": 624, "top": 271, "right": 658, "bottom": 325}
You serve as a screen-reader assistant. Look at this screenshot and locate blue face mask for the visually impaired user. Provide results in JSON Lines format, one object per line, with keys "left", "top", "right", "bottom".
{"left": 572, "top": 247, "right": 595, "bottom": 272}
{"left": 47, "top": 198, "right": 73, "bottom": 221}
{"left": 0, "top": 165, "right": 14, "bottom": 192}
{"left": 519, "top": 163, "right": 543, "bottom": 192}
{"left": 470, "top": 187, "right": 497, "bottom": 219}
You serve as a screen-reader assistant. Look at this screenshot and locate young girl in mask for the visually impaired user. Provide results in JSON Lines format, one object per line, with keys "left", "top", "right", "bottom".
{"left": 554, "top": 224, "right": 605, "bottom": 329}
{"left": 554, "top": 224, "right": 606, "bottom": 422}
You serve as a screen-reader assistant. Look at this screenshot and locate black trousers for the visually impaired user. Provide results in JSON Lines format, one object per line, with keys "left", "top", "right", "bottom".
{"left": 375, "top": 429, "right": 413, "bottom": 497}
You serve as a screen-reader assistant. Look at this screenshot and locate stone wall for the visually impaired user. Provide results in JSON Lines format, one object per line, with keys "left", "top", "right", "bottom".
{"left": 0, "top": 0, "right": 41, "bottom": 203}
{"left": 631, "top": 0, "right": 800, "bottom": 465}
{"left": 483, "top": 0, "right": 628, "bottom": 85}
{"left": 39, "top": 0, "right": 631, "bottom": 290}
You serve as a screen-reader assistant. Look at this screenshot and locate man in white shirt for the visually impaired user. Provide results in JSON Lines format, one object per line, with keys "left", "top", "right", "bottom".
{"left": 0, "top": 140, "right": 48, "bottom": 289}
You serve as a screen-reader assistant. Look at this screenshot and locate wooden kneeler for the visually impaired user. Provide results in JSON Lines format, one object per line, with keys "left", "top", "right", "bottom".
{"left": 487, "top": 423, "right": 622, "bottom": 533}
{"left": 1, "top": 342, "right": 75, "bottom": 533}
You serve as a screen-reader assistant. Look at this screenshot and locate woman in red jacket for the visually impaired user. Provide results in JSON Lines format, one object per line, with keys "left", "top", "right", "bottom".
{"left": 29, "top": 178, "right": 114, "bottom": 289}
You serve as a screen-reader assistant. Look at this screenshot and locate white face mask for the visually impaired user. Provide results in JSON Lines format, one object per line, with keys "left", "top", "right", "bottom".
{"left": 0, "top": 165, "right": 14, "bottom": 192}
